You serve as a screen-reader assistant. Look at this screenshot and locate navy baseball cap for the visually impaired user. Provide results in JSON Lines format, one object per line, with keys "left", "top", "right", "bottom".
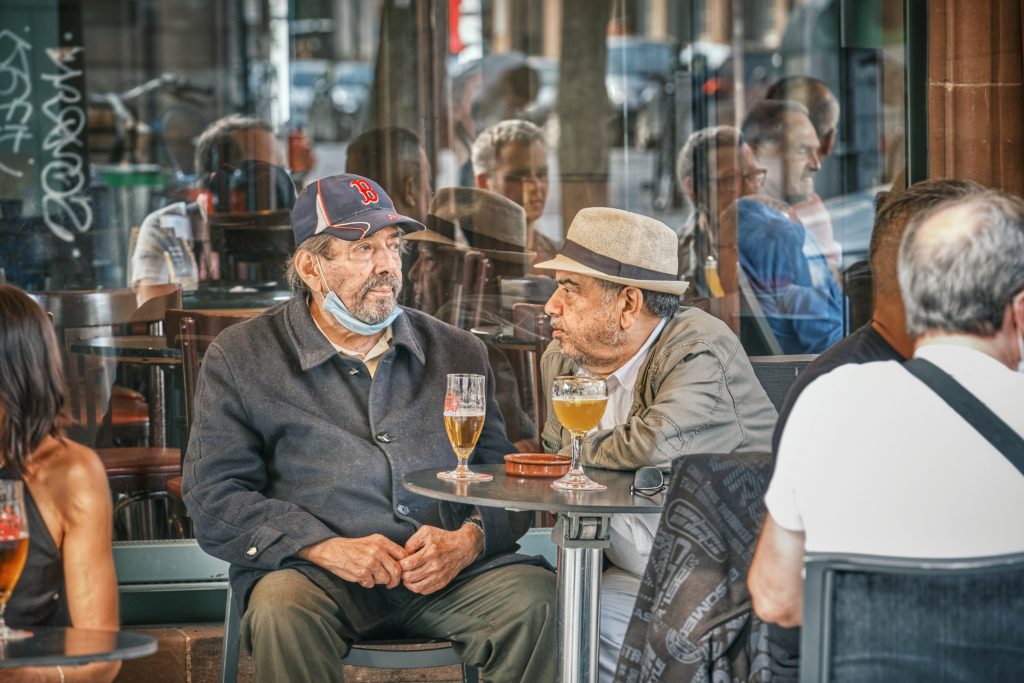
{"left": 291, "top": 173, "right": 425, "bottom": 245}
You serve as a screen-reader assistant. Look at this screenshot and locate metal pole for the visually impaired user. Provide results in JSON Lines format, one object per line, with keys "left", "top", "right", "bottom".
{"left": 553, "top": 512, "right": 612, "bottom": 683}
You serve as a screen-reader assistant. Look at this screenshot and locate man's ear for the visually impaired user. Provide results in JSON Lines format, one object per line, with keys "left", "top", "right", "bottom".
{"left": 295, "top": 250, "right": 323, "bottom": 294}
{"left": 401, "top": 174, "right": 417, "bottom": 210}
{"left": 619, "top": 286, "right": 645, "bottom": 329}
{"left": 1013, "top": 289, "right": 1024, "bottom": 329}
{"left": 819, "top": 128, "right": 837, "bottom": 159}
{"left": 682, "top": 176, "right": 696, "bottom": 202}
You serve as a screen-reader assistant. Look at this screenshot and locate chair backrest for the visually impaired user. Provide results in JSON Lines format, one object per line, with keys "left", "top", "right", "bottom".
{"left": 511, "top": 303, "right": 553, "bottom": 435}
{"left": 459, "top": 250, "right": 493, "bottom": 330}
{"left": 164, "top": 309, "right": 251, "bottom": 438}
{"left": 749, "top": 354, "right": 816, "bottom": 412}
{"left": 842, "top": 260, "right": 873, "bottom": 333}
{"left": 738, "top": 271, "right": 784, "bottom": 356}
{"left": 801, "top": 552, "right": 1024, "bottom": 683}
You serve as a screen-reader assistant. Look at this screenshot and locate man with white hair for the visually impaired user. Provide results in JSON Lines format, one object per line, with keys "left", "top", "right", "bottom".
{"left": 472, "top": 119, "right": 558, "bottom": 264}
{"left": 764, "top": 76, "right": 843, "bottom": 266}
{"left": 537, "top": 207, "right": 777, "bottom": 681}
{"left": 737, "top": 100, "right": 844, "bottom": 354}
{"left": 749, "top": 191, "right": 1024, "bottom": 678}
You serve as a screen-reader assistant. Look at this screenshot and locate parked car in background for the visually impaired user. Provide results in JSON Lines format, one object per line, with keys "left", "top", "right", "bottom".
{"left": 606, "top": 36, "right": 678, "bottom": 147}
{"left": 289, "top": 59, "right": 329, "bottom": 127}
{"left": 308, "top": 61, "right": 374, "bottom": 141}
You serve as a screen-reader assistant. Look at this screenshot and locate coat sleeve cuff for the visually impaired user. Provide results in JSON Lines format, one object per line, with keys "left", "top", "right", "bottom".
{"left": 238, "top": 512, "right": 337, "bottom": 568}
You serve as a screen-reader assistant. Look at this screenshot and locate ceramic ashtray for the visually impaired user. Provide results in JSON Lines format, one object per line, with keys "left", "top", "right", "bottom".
{"left": 504, "top": 453, "right": 571, "bottom": 478}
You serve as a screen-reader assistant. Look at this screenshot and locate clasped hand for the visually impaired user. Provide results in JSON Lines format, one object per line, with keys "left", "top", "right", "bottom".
{"left": 301, "top": 524, "right": 482, "bottom": 595}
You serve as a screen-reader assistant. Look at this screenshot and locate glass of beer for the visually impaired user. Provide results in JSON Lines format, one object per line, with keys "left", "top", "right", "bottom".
{"left": 0, "top": 481, "right": 30, "bottom": 640}
{"left": 438, "top": 374, "right": 493, "bottom": 482}
{"left": 550, "top": 375, "right": 608, "bottom": 491}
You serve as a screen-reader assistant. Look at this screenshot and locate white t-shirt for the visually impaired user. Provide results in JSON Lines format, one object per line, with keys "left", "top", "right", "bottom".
{"left": 765, "top": 343, "right": 1024, "bottom": 558}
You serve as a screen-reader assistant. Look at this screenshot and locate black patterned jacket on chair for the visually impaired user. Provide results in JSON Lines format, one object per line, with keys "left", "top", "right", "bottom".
{"left": 614, "top": 452, "right": 774, "bottom": 683}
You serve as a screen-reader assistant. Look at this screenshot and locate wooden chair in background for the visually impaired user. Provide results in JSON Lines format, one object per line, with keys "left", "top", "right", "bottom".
{"left": 164, "top": 308, "right": 253, "bottom": 442}
{"left": 163, "top": 308, "right": 254, "bottom": 538}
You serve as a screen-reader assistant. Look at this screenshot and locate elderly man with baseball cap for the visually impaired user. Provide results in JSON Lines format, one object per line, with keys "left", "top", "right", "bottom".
{"left": 182, "top": 173, "right": 556, "bottom": 683}
{"left": 537, "top": 207, "right": 777, "bottom": 681}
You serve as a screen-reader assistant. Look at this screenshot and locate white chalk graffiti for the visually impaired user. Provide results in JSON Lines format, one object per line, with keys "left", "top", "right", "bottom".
{"left": 41, "top": 46, "right": 92, "bottom": 242}
{"left": 0, "top": 29, "right": 34, "bottom": 179}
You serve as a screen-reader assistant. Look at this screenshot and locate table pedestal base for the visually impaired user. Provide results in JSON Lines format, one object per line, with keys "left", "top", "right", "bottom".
{"left": 554, "top": 512, "right": 612, "bottom": 683}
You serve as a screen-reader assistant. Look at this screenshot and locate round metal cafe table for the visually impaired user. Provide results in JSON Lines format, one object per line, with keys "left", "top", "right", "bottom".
{"left": 404, "top": 464, "right": 664, "bottom": 683}
{"left": 0, "top": 627, "right": 157, "bottom": 668}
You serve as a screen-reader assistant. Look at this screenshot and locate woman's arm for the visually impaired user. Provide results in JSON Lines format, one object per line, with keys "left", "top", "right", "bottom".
{"left": 52, "top": 445, "right": 121, "bottom": 682}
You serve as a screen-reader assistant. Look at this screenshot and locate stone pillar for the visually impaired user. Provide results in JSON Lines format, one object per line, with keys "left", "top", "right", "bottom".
{"left": 928, "top": 0, "right": 1024, "bottom": 195}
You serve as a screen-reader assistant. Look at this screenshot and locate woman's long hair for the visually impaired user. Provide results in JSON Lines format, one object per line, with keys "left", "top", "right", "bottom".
{"left": 0, "top": 285, "right": 70, "bottom": 475}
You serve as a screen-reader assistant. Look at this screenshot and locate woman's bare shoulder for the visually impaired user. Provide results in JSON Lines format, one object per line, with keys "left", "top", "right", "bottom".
{"left": 27, "top": 438, "right": 108, "bottom": 504}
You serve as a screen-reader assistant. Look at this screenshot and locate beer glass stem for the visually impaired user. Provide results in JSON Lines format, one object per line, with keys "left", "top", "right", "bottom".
{"left": 456, "top": 454, "right": 470, "bottom": 477}
{"left": 568, "top": 432, "right": 585, "bottom": 476}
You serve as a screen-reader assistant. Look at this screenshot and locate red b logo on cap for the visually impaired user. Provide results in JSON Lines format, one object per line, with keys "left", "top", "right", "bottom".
{"left": 350, "top": 179, "right": 379, "bottom": 205}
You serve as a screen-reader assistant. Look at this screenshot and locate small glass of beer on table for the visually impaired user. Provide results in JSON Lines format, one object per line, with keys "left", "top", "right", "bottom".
{"left": 437, "top": 374, "right": 493, "bottom": 482}
{"left": 0, "top": 480, "right": 30, "bottom": 639}
{"left": 550, "top": 375, "right": 608, "bottom": 491}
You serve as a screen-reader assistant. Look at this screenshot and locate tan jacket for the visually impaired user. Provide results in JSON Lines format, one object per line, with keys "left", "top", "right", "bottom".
{"left": 541, "top": 307, "right": 777, "bottom": 470}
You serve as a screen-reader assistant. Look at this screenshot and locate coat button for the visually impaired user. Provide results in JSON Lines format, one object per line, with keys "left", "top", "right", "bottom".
{"left": 348, "top": 367, "right": 359, "bottom": 376}
{"left": 397, "top": 504, "right": 410, "bottom": 515}
{"left": 375, "top": 432, "right": 392, "bottom": 444}
{"left": 246, "top": 546, "right": 258, "bottom": 557}
{"left": 52, "top": 592, "right": 60, "bottom": 601}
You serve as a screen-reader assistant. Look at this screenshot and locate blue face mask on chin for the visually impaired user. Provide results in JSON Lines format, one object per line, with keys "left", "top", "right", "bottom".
{"left": 316, "top": 257, "right": 402, "bottom": 336}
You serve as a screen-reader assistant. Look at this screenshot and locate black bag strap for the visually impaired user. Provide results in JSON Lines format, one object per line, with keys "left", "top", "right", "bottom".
{"left": 905, "top": 357, "right": 1024, "bottom": 478}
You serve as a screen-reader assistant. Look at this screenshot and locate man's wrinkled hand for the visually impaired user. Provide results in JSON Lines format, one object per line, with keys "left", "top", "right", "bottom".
{"left": 299, "top": 535, "right": 408, "bottom": 589}
{"left": 400, "top": 524, "right": 483, "bottom": 595}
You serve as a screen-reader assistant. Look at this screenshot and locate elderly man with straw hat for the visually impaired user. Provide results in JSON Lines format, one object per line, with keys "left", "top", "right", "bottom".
{"left": 537, "top": 207, "right": 777, "bottom": 682}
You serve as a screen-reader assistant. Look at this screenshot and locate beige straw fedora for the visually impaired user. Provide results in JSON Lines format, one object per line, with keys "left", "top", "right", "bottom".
{"left": 407, "top": 187, "right": 535, "bottom": 264}
{"left": 534, "top": 207, "right": 690, "bottom": 296}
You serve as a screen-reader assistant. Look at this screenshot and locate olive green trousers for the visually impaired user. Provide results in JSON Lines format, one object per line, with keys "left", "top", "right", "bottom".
{"left": 241, "top": 564, "right": 557, "bottom": 683}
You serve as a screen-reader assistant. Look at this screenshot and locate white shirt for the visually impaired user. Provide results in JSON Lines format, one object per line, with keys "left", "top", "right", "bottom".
{"left": 601, "top": 319, "right": 667, "bottom": 576}
{"left": 130, "top": 202, "right": 201, "bottom": 289}
{"left": 766, "top": 343, "right": 1024, "bottom": 558}
{"left": 311, "top": 309, "right": 393, "bottom": 377}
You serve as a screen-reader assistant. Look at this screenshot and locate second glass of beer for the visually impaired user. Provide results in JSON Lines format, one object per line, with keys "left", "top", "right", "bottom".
{"left": 437, "top": 373, "right": 493, "bottom": 482}
{"left": 550, "top": 375, "right": 608, "bottom": 491}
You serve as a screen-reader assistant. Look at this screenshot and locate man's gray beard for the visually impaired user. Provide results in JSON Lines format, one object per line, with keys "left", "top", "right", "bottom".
{"left": 352, "top": 273, "right": 402, "bottom": 324}
{"left": 559, "top": 320, "right": 627, "bottom": 371}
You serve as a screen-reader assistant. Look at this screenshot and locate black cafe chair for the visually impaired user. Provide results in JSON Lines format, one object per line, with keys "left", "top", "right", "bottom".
{"left": 221, "top": 584, "right": 478, "bottom": 682}
{"left": 748, "top": 354, "right": 816, "bottom": 412}
{"left": 800, "top": 552, "right": 1024, "bottom": 683}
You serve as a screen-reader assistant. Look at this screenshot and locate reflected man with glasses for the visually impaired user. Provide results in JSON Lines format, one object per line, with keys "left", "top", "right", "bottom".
{"left": 183, "top": 174, "right": 556, "bottom": 683}
{"left": 676, "top": 126, "right": 767, "bottom": 296}
{"left": 536, "top": 207, "right": 777, "bottom": 682}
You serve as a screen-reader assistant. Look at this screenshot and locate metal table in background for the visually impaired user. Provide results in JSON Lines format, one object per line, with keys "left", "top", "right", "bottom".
{"left": 404, "top": 464, "right": 664, "bottom": 683}
{"left": 182, "top": 282, "right": 291, "bottom": 312}
{"left": 69, "top": 336, "right": 182, "bottom": 448}
{"left": 0, "top": 628, "right": 157, "bottom": 669}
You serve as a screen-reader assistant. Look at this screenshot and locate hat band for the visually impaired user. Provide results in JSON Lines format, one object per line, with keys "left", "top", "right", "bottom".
{"left": 561, "top": 239, "right": 676, "bottom": 282}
